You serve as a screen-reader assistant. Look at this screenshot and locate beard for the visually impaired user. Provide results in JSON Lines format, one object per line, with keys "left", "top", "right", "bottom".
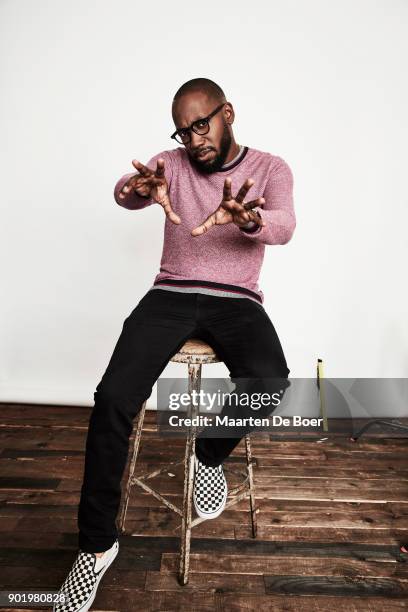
{"left": 188, "top": 124, "right": 232, "bottom": 174}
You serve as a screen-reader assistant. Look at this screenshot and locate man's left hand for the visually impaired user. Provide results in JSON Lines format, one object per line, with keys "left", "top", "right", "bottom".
{"left": 191, "top": 178, "right": 266, "bottom": 236}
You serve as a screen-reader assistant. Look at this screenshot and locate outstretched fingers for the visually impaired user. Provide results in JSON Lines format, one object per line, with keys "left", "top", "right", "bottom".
{"left": 132, "top": 159, "right": 153, "bottom": 177}
{"left": 160, "top": 199, "right": 181, "bottom": 225}
{"left": 119, "top": 175, "right": 143, "bottom": 199}
{"left": 154, "top": 158, "right": 165, "bottom": 178}
{"left": 191, "top": 212, "right": 217, "bottom": 236}
{"left": 223, "top": 177, "right": 233, "bottom": 201}
{"left": 235, "top": 178, "right": 254, "bottom": 204}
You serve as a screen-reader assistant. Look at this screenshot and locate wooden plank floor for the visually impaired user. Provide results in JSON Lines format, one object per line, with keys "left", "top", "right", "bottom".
{"left": 0, "top": 403, "right": 407, "bottom": 611}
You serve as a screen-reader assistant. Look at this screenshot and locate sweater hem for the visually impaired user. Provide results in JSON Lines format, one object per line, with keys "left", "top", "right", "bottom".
{"left": 152, "top": 278, "right": 263, "bottom": 304}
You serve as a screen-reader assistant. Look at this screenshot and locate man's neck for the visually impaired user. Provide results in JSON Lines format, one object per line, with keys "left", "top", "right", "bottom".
{"left": 221, "top": 145, "right": 245, "bottom": 170}
{"left": 223, "top": 141, "right": 241, "bottom": 165}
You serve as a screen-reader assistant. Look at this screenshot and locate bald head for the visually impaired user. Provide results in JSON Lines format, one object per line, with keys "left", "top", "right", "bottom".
{"left": 173, "top": 78, "right": 226, "bottom": 110}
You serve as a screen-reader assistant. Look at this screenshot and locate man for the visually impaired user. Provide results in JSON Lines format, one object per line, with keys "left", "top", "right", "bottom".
{"left": 54, "top": 78, "right": 295, "bottom": 612}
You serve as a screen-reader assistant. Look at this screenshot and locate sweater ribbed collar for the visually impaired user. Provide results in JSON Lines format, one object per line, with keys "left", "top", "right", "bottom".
{"left": 219, "top": 145, "right": 248, "bottom": 172}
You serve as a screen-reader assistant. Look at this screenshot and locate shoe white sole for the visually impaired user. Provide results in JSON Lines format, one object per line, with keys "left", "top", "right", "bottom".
{"left": 194, "top": 498, "right": 227, "bottom": 520}
{"left": 54, "top": 540, "right": 119, "bottom": 612}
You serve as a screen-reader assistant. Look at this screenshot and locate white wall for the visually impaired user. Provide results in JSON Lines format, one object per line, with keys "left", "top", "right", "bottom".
{"left": 1, "top": 0, "right": 407, "bottom": 407}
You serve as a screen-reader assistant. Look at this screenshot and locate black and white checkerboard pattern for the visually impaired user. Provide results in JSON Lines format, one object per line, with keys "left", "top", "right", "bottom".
{"left": 193, "top": 457, "right": 227, "bottom": 516}
{"left": 54, "top": 551, "right": 102, "bottom": 612}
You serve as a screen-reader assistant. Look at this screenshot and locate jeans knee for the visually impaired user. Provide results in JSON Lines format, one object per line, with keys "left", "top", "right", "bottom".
{"left": 95, "top": 371, "right": 151, "bottom": 402}
{"left": 93, "top": 382, "right": 150, "bottom": 421}
{"left": 93, "top": 385, "right": 120, "bottom": 405}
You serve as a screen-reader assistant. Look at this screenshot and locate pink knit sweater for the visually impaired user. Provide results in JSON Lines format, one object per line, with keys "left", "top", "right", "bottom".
{"left": 114, "top": 146, "right": 295, "bottom": 303}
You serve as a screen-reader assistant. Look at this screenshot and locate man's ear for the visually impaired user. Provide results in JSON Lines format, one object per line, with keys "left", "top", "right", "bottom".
{"left": 224, "top": 102, "right": 235, "bottom": 125}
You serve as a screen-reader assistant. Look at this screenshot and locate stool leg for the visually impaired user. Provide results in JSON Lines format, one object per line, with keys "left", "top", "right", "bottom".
{"left": 118, "top": 399, "right": 147, "bottom": 533}
{"left": 245, "top": 434, "right": 257, "bottom": 538}
{"left": 178, "top": 363, "right": 201, "bottom": 586}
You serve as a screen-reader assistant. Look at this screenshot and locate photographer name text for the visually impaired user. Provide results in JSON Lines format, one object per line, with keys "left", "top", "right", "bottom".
{"left": 167, "top": 415, "right": 323, "bottom": 428}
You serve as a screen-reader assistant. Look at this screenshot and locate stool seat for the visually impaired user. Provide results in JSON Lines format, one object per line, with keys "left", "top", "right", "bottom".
{"left": 171, "top": 338, "right": 220, "bottom": 364}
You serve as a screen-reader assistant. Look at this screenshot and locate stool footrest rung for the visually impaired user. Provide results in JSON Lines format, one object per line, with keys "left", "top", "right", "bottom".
{"left": 223, "top": 466, "right": 249, "bottom": 495}
{"left": 172, "top": 489, "right": 252, "bottom": 530}
{"left": 129, "top": 467, "right": 252, "bottom": 523}
{"left": 130, "top": 477, "right": 183, "bottom": 516}
{"left": 134, "top": 459, "right": 184, "bottom": 482}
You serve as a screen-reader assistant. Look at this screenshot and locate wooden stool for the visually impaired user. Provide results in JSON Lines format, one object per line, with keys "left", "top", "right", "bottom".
{"left": 117, "top": 338, "right": 258, "bottom": 585}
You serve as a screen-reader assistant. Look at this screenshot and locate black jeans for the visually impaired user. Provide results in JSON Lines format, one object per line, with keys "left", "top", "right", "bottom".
{"left": 78, "top": 290, "right": 290, "bottom": 552}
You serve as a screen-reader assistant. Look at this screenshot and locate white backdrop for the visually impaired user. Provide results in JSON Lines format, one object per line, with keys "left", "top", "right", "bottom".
{"left": 1, "top": 0, "right": 407, "bottom": 408}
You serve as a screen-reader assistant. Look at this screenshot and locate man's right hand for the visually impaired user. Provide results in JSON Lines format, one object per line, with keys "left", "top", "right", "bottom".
{"left": 118, "top": 158, "right": 181, "bottom": 225}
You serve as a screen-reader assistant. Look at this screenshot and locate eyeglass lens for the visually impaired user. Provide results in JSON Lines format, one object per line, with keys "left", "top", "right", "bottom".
{"left": 176, "top": 120, "right": 210, "bottom": 143}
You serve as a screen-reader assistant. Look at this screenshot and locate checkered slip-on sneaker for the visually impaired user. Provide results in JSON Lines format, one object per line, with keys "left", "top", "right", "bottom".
{"left": 193, "top": 456, "right": 228, "bottom": 519}
{"left": 53, "top": 539, "right": 119, "bottom": 612}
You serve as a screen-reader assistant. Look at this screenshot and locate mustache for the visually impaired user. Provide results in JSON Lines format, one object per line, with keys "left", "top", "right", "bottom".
{"left": 193, "top": 147, "right": 215, "bottom": 157}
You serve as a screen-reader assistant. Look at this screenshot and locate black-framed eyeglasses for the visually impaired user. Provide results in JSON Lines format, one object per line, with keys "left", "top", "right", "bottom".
{"left": 170, "top": 103, "right": 225, "bottom": 145}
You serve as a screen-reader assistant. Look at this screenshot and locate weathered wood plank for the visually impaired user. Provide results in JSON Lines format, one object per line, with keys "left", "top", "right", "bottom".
{"left": 125, "top": 510, "right": 237, "bottom": 539}
{"left": 160, "top": 552, "right": 408, "bottom": 578}
{"left": 1, "top": 565, "right": 147, "bottom": 591}
{"left": 145, "top": 570, "right": 265, "bottom": 593}
{"left": 0, "top": 477, "right": 60, "bottom": 491}
{"left": 252, "top": 466, "right": 408, "bottom": 480}
{"left": 263, "top": 574, "right": 408, "bottom": 598}
{"left": 249, "top": 484, "right": 408, "bottom": 503}
{"left": 93, "top": 588, "right": 218, "bottom": 611}
{"left": 0, "top": 547, "right": 161, "bottom": 572}
{"left": 0, "top": 488, "right": 174, "bottom": 509}
{"left": 219, "top": 594, "right": 408, "bottom": 611}
{"left": 235, "top": 525, "right": 408, "bottom": 545}
{"left": 0, "top": 531, "right": 73, "bottom": 550}
{"left": 256, "top": 510, "right": 408, "bottom": 530}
